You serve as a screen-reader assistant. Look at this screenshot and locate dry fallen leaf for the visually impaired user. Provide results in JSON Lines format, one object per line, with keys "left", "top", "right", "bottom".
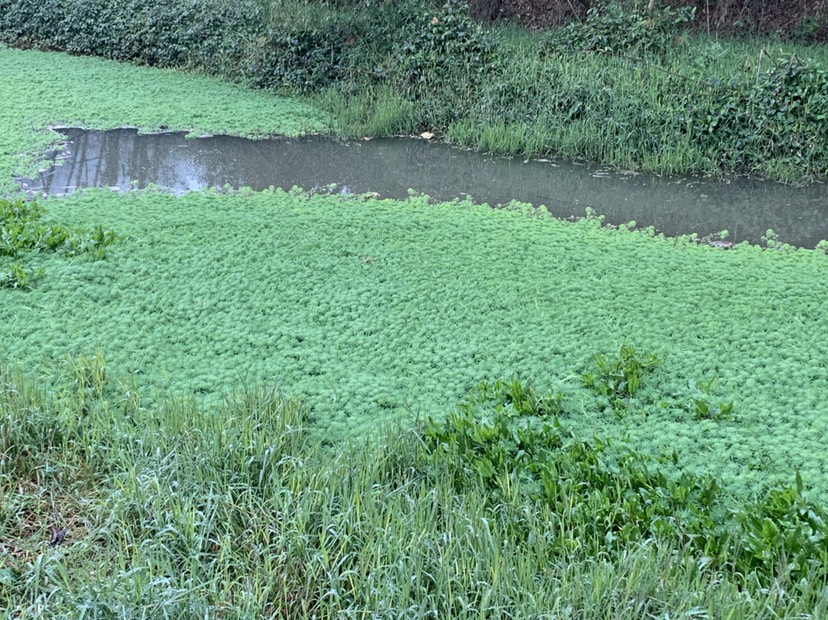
{"left": 48, "top": 525, "right": 67, "bottom": 548}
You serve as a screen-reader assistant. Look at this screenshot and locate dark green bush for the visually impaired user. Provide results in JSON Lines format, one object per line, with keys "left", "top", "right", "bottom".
{"left": 393, "top": 0, "right": 494, "bottom": 92}
{"left": 245, "top": 18, "right": 365, "bottom": 92}
{"left": 0, "top": 0, "right": 258, "bottom": 70}
{"left": 551, "top": 2, "right": 695, "bottom": 58}
{"left": 687, "top": 55, "right": 828, "bottom": 179}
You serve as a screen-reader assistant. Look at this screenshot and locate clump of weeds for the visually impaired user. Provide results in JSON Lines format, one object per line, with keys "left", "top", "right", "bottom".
{"left": 582, "top": 344, "right": 661, "bottom": 414}
{"left": 689, "top": 373, "right": 734, "bottom": 421}
{"left": 0, "top": 198, "right": 118, "bottom": 289}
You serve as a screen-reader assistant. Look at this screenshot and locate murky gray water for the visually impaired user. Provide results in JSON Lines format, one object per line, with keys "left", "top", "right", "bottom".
{"left": 21, "top": 128, "right": 828, "bottom": 247}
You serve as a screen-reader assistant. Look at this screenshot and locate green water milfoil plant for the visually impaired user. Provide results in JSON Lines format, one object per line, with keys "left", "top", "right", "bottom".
{"left": 0, "top": 198, "right": 118, "bottom": 289}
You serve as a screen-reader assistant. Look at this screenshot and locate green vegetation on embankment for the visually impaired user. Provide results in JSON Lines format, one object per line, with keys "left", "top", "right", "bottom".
{"left": 2, "top": 36, "right": 828, "bottom": 618}
{"left": 1, "top": 0, "right": 827, "bottom": 182}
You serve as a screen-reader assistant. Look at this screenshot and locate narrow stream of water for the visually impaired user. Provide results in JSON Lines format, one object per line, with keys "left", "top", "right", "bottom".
{"left": 20, "top": 128, "right": 828, "bottom": 247}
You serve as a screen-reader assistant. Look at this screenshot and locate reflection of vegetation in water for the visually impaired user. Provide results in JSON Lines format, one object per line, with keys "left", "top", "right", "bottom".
{"left": 2, "top": 358, "right": 827, "bottom": 617}
{"left": 2, "top": 187, "right": 828, "bottom": 502}
{"left": 0, "top": 47, "right": 329, "bottom": 194}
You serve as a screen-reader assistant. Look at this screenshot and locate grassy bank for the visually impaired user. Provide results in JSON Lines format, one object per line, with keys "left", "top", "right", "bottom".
{"left": 2, "top": 363, "right": 827, "bottom": 618}
{"left": 1, "top": 0, "right": 826, "bottom": 182}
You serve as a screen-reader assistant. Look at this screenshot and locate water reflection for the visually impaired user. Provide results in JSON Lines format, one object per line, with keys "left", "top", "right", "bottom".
{"left": 22, "top": 128, "right": 828, "bottom": 247}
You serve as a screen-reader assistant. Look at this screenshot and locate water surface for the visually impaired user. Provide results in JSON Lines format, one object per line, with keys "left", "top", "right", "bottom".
{"left": 21, "top": 128, "right": 828, "bottom": 247}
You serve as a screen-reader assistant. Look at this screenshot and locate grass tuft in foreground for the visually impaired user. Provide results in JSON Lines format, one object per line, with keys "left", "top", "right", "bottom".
{"left": 1, "top": 358, "right": 827, "bottom": 618}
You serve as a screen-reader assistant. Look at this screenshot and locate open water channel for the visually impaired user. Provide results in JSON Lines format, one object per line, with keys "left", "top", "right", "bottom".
{"left": 21, "top": 127, "right": 828, "bottom": 247}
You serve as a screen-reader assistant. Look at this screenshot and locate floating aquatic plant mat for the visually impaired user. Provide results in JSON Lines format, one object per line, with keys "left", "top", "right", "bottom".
{"left": 3, "top": 187, "right": 828, "bottom": 501}
{"left": 2, "top": 46, "right": 828, "bottom": 502}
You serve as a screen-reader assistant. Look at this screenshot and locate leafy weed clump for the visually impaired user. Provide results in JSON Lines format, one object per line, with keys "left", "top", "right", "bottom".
{"left": 0, "top": 198, "right": 117, "bottom": 289}
{"left": 0, "top": 261, "right": 42, "bottom": 290}
{"left": 550, "top": 2, "right": 696, "bottom": 59}
{"left": 687, "top": 53, "right": 828, "bottom": 181}
{"left": 688, "top": 374, "right": 734, "bottom": 421}
{"left": 582, "top": 344, "right": 661, "bottom": 413}
{"left": 424, "top": 376, "right": 828, "bottom": 588}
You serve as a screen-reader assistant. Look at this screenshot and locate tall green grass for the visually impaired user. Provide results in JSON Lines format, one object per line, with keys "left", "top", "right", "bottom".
{"left": 2, "top": 358, "right": 827, "bottom": 618}
{"left": 437, "top": 30, "right": 828, "bottom": 180}
{"left": 315, "top": 84, "right": 417, "bottom": 137}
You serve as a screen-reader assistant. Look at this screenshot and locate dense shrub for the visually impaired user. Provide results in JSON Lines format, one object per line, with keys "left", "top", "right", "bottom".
{"left": 244, "top": 17, "right": 368, "bottom": 92}
{"left": 379, "top": 0, "right": 496, "bottom": 126}
{"left": 0, "top": 0, "right": 258, "bottom": 70}
{"left": 687, "top": 54, "right": 828, "bottom": 178}
{"left": 393, "top": 0, "right": 494, "bottom": 91}
{"left": 551, "top": 2, "right": 696, "bottom": 58}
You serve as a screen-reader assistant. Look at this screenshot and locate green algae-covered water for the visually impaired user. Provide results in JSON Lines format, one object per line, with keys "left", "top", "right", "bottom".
{"left": 3, "top": 47, "right": 828, "bottom": 501}
{"left": 4, "top": 188, "right": 828, "bottom": 501}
